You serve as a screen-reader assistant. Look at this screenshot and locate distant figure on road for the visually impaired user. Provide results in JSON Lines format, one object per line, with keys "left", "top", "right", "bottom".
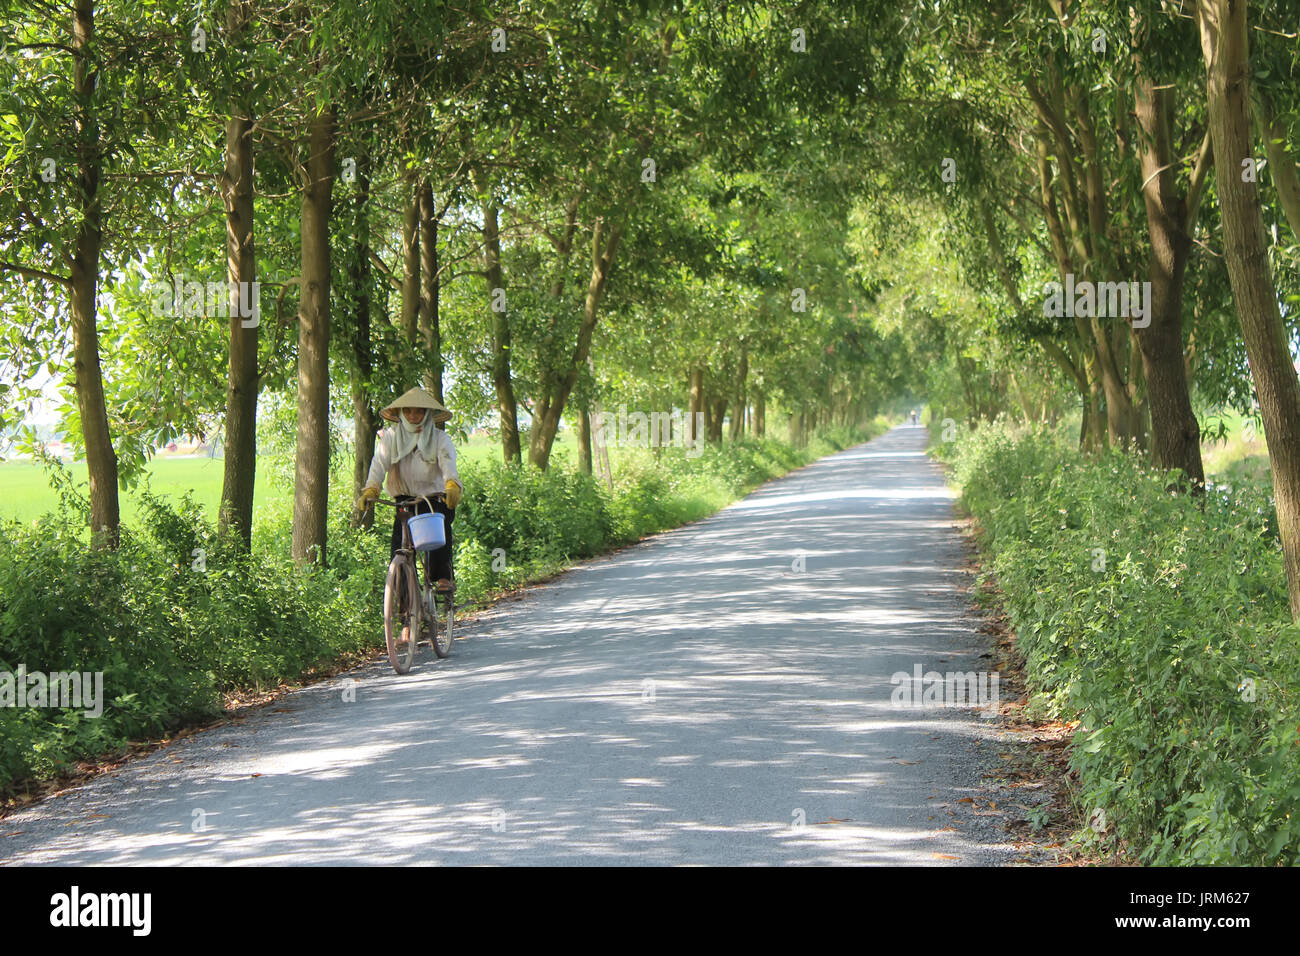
{"left": 910, "top": 410, "right": 919, "bottom": 426}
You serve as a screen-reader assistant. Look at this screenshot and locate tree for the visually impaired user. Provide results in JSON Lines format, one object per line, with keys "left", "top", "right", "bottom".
{"left": 291, "top": 99, "right": 337, "bottom": 565}
{"left": 1198, "top": 0, "right": 1300, "bottom": 617}
{"left": 217, "top": 0, "right": 262, "bottom": 546}
{"left": 0, "top": 0, "right": 184, "bottom": 545}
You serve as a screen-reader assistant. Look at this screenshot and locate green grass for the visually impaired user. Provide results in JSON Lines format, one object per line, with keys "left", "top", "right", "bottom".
{"left": 0, "top": 456, "right": 249, "bottom": 526}
{"left": 0, "top": 431, "right": 582, "bottom": 525}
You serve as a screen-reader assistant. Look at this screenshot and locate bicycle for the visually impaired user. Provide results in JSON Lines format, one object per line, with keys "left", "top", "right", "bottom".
{"left": 372, "top": 495, "right": 455, "bottom": 674}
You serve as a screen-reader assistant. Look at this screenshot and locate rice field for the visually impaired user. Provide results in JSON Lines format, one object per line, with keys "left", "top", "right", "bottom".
{"left": 0, "top": 432, "right": 573, "bottom": 525}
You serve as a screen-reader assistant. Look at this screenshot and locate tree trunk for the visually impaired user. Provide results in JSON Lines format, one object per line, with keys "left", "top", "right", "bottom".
{"left": 956, "top": 354, "right": 979, "bottom": 421}
{"left": 729, "top": 343, "right": 748, "bottom": 441}
{"left": 218, "top": 2, "right": 259, "bottom": 546}
{"left": 1086, "top": 379, "right": 1106, "bottom": 451}
{"left": 418, "top": 179, "right": 443, "bottom": 403}
{"left": 587, "top": 354, "right": 613, "bottom": 489}
{"left": 1127, "top": 337, "right": 1151, "bottom": 453}
{"left": 578, "top": 405, "right": 593, "bottom": 474}
{"left": 292, "top": 106, "right": 336, "bottom": 565}
{"left": 1031, "top": 128, "right": 1103, "bottom": 451}
{"left": 687, "top": 366, "right": 704, "bottom": 442}
{"left": 1092, "top": 316, "right": 1137, "bottom": 447}
{"left": 401, "top": 173, "right": 420, "bottom": 347}
{"left": 70, "top": 0, "right": 119, "bottom": 548}
{"left": 1030, "top": 71, "right": 1140, "bottom": 451}
{"left": 350, "top": 146, "right": 376, "bottom": 530}
{"left": 708, "top": 393, "right": 726, "bottom": 442}
{"left": 1200, "top": 0, "right": 1300, "bottom": 617}
{"left": 1256, "top": 92, "right": 1300, "bottom": 242}
{"left": 980, "top": 193, "right": 1093, "bottom": 435}
{"left": 482, "top": 199, "right": 521, "bottom": 463}
{"left": 1007, "top": 367, "right": 1034, "bottom": 422}
{"left": 753, "top": 386, "right": 766, "bottom": 437}
{"left": 527, "top": 219, "right": 624, "bottom": 469}
{"left": 1133, "top": 75, "right": 1206, "bottom": 490}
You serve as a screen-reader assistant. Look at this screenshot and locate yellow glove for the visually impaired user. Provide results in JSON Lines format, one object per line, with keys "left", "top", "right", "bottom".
{"left": 444, "top": 479, "right": 462, "bottom": 510}
{"left": 354, "top": 484, "right": 380, "bottom": 512}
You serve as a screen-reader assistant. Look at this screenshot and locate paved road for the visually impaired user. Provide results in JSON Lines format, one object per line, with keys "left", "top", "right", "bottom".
{"left": 0, "top": 425, "right": 1021, "bottom": 865}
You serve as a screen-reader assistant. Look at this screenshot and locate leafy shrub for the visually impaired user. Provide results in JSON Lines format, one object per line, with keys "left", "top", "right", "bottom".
{"left": 456, "top": 459, "right": 612, "bottom": 568}
{"left": 947, "top": 419, "right": 1300, "bottom": 864}
{"left": 0, "top": 474, "right": 381, "bottom": 791}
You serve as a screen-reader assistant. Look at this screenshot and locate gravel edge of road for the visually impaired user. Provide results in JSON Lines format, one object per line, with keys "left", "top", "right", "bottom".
{"left": 930, "top": 442, "right": 1117, "bottom": 867}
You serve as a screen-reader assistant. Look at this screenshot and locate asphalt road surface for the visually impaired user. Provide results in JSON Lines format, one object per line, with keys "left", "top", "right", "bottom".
{"left": 1, "top": 425, "right": 1022, "bottom": 865}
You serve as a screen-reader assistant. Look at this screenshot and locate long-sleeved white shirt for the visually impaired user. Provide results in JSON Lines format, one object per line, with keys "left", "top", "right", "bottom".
{"left": 365, "top": 425, "right": 460, "bottom": 498}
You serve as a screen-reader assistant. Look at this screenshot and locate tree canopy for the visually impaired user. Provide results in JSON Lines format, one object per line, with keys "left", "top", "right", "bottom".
{"left": 1, "top": 0, "right": 1298, "bottom": 600}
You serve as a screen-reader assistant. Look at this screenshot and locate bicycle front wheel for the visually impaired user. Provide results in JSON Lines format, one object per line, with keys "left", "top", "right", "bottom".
{"left": 384, "top": 555, "right": 421, "bottom": 674}
{"left": 431, "top": 589, "right": 454, "bottom": 658}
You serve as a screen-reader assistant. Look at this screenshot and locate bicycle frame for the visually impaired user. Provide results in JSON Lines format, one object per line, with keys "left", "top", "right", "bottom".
{"left": 378, "top": 493, "right": 444, "bottom": 589}
{"left": 373, "top": 494, "right": 455, "bottom": 666}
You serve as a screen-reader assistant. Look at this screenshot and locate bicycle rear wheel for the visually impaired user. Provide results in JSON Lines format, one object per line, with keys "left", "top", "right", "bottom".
{"left": 431, "top": 589, "right": 454, "bottom": 658}
{"left": 384, "top": 555, "right": 421, "bottom": 674}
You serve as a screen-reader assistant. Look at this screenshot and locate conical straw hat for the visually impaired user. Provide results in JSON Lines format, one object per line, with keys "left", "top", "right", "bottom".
{"left": 379, "top": 386, "right": 452, "bottom": 424}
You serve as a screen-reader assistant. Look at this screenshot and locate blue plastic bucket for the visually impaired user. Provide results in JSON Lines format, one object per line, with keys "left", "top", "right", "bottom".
{"left": 408, "top": 512, "right": 445, "bottom": 551}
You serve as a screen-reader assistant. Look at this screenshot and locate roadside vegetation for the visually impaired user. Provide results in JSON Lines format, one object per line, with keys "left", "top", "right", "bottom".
{"left": 939, "top": 418, "right": 1300, "bottom": 865}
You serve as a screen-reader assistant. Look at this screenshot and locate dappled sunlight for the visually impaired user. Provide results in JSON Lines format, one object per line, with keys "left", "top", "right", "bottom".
{"left": 727, "top": 486, "right": 956, "bottom": 511}
{"left": 0, "top": 426, "right": 1013, "bottom": 866}
{"left": 825, "top": 451, "right": 927, "bottom": 461}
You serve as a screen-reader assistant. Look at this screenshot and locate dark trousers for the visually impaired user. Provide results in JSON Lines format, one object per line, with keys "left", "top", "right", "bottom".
{"left": 390, "top": 496, "right": 454, "bottom": 583}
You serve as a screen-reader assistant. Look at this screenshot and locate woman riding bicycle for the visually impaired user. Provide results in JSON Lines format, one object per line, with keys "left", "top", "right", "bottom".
{"left": 355, "top": 387, "right": 462, "bottom": 592}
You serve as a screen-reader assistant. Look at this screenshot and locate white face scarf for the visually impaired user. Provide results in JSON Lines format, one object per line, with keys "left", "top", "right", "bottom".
{"left": 391, "top": 409, "right": 437, "bottom": 465}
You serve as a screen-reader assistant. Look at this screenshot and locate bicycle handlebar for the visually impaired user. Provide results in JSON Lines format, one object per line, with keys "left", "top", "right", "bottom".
{"left": 374, "top": 493, "right": 446, "bottom": 508}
